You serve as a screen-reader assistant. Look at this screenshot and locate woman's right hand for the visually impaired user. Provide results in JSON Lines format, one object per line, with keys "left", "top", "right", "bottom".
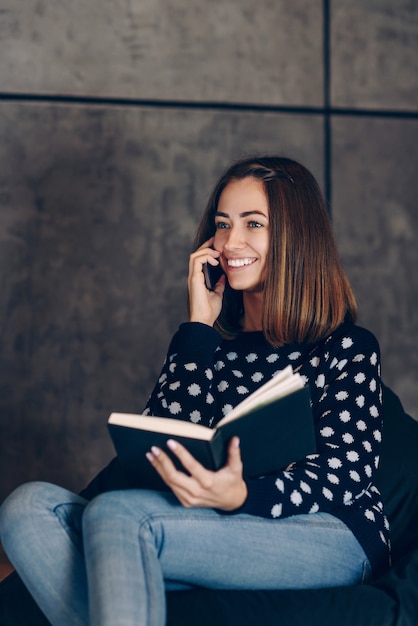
{"left": 188, "top": 237, "right": 226, "bottom": 327}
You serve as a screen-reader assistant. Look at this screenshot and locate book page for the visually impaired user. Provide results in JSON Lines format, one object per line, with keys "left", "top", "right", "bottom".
{"left": 216, "top": 366, "right": 304, "bottom": 427}
{"left": 230, "top": 365, "right": 294, "bottom": 410}
{"left": 108, "top": 413, "right": 214, "bottom": 441}
{"left": 108, "top": 366, "right": 303, "bottom": 439}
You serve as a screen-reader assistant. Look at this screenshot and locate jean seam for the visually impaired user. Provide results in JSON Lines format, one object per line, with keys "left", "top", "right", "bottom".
{"left": 361, "top": 559, "right": 372, "bottom": 583}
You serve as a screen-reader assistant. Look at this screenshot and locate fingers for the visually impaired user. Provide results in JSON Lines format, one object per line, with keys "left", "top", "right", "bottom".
{"left": 196, "top": 236, "right": 216, "bottom": 252}
{"left": 226, "top": 436, "right": 244, "bottom": 471}
{"left": 146, "top": 440, "right": 210, "bottom": 489}
{"left": 188, "top": 242, "right": 225, "bottom": 326}
{"left": 166, "top": 439, "right": 207, "bottom": 477}
{"left": 189, "top": 246, "right": 220, "bottom": 280}
{"left": 148, "top": 440, "right": 208, "bottom": 480}
{"left": 148, "top": 438, "right": 242, "bottom": 479}
{"left": 146, "top": 438, "right": 248, "bottom": 511}
{"left": 146, "top": 441, "right": 214, "bottom": 507}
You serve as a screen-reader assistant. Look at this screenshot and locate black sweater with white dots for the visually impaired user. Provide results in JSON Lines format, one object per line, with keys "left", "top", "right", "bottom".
{"left": 144, "top": 321, "right": 391, "bottom": 576}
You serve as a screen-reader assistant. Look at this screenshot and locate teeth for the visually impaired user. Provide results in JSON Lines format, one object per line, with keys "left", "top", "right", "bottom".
{"left": 228, "top": 258, "right": 256, "bottom": 268}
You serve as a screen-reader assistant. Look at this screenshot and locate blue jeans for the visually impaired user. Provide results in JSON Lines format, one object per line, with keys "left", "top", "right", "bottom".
{"left": 0, "top": 481, "right": 370, "bottom": 626}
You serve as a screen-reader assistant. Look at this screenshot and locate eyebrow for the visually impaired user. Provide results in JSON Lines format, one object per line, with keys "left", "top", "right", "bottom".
{"left": 215, "top": 210, "right": 268, "bottom": 218}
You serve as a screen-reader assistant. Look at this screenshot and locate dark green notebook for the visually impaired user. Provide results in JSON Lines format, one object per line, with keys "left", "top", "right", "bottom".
{"left": 107, "top": 368, "right": 316, "bottom": 490}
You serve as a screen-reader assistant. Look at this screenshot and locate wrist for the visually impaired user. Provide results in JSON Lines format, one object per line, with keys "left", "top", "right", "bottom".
{"left": 189, "top": 316, "right": 215, "bottom": 327}
{"left": 221, "top": 480, "right": 248, "bottom": 513}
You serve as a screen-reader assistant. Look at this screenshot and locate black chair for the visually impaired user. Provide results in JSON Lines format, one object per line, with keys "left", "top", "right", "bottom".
{"left": 2, "top": 386, "right": 418, "bottom": 626}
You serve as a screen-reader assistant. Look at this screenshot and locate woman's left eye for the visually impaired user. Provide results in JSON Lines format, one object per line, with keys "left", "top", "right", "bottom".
{"left": 248, "top": 221, "right": 262, "bottom": 228}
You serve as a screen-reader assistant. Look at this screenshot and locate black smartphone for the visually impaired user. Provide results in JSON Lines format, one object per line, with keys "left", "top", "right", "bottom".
{"left": 203, "top": 262, "right": 224, "bottom": 291}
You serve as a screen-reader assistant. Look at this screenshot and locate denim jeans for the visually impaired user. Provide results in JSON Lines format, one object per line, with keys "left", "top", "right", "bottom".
{"left": 0, "top": 481, "right": 370, "bottom": 626}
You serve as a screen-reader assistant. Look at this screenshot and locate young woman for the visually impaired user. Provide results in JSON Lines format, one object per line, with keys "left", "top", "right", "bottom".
{"left": 0, "top": 156, "right": 390, "bottom": 626}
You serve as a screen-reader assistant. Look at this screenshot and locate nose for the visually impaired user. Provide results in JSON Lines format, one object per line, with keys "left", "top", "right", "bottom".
{"left": 223, "top": 226, "right": 245, "bottom": 250}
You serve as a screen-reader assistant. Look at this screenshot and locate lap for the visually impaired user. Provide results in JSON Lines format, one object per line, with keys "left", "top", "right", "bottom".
{"left": 1, "top": 483, "right": 370, "bottom": 591}
{"left": 85, "top": 489, "right": 370, "bottom": 590}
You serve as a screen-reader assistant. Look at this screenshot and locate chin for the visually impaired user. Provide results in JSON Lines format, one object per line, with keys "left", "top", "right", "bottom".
{"left": 228, "top": 277, "right": 264, "bottom": 293}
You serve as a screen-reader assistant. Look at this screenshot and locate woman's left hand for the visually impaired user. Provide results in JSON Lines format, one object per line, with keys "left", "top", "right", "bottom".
{"left": 146, "top": 437, "right": 248, "bottom": 511}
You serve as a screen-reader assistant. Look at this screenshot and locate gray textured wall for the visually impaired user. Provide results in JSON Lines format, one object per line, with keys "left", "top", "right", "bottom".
{"left": 0, "top": 1, "right": 417, "bottom": 502}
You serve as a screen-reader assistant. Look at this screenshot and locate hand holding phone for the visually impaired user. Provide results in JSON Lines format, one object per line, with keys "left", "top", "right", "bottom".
{"left": 189, "top": 241, "right": 225, "bottom": 326}
{"left": 203, "top": 262, "right": 224, "bottom": 291}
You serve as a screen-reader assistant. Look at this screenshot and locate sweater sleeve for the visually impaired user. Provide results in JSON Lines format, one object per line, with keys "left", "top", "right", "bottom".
{"left": 240, "top": 328, "right": 383, "bottom": 520}
{"left": 142, "top": 322, "right": 224, "bottom": 427}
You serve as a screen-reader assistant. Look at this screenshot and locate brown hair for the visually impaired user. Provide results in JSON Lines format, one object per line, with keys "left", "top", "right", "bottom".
{"left": 193, "top": 155, "right": 357, "bottom": 346}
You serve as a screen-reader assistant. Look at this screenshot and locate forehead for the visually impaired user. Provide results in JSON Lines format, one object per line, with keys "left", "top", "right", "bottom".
{"left": 217, "top": 177, "right": 269, "bottom": 215}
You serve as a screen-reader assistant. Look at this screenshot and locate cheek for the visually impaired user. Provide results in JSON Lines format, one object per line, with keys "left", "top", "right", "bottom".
{"left": 260, "top": 235, "right": 270, "bottom": 258}
{"left": 213, "top": 231, "right": 225, "bottom": 250}
{"left": 260, "top": 240, "right": 270, "bottom": 271}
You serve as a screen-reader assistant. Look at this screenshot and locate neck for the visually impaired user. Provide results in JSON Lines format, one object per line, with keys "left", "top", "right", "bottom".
{"left": 242, "top": 292, "right": 263, "bottom": 332}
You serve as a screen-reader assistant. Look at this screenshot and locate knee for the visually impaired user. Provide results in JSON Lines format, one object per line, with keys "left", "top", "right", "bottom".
{"left": 83, "top": 491, "right": 125, "bottom": 527}
{"left": 0, "top": 482, "right": 83, "bottom": 542}
{"left": 82, "top": 491, "right": 172, "bottom": 549}
{"left": 83, "top": 490, "right": 173, "bottom": 529}
{"left": 82, "top": 492, "right": 156, "bottom": 538}
{"left": 0, "top": 482, "right": 48, "bottom": 539}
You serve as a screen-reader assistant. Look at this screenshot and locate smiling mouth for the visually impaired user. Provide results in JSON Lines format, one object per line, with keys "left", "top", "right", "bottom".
{"left": 227, "top": 258, "right": 257, "bottom": 268}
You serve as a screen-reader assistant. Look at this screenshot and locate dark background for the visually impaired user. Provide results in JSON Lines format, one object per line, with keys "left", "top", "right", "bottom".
{"left": 0, "top": 1, "right": 417, "bottom": 502}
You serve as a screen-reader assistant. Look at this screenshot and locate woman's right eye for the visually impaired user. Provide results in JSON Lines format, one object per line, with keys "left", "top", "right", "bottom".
{"left": 215, "top": 221, "right": 229, "bottom": 229}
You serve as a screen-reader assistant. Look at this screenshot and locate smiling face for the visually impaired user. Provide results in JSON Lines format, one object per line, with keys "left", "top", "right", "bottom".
{"left": 213, "top": 177, "right": 270, "bottom": 293}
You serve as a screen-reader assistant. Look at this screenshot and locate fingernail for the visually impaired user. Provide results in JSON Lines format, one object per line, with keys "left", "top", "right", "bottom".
{"left": 151, "top": 446, "right": 161, "bottom": 456}
{"left": 234, "top": 437, "right": 240, "bottom": 448}
{"left": 146, "top": 452, "right": 154, "bottom": 463}
{"left": 166, "top": 439, "right": 177, "bottom": 451}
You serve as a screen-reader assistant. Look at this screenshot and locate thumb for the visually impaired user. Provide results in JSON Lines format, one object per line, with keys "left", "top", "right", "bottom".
{"left": 213, "top": 273, "right": 226, "bottom": 296}
{"left": 227, "top": 436, "right": 243, "bottom": 472}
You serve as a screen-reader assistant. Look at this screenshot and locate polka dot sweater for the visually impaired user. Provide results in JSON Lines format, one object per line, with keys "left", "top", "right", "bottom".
{"left": 144, "top": 321, "right": 391, "bottom": 576}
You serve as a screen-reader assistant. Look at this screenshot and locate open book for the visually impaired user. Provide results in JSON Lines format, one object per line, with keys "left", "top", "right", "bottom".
{"left": 108, "top": 365, "right": 316, "bottom": 490}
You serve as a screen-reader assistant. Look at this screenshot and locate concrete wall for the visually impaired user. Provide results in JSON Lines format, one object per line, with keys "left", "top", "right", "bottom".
{"left": 0, "top": 1, "right": 417, "bottom": 502}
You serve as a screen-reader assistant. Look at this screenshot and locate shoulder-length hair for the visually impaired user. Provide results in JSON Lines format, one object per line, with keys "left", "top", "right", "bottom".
{"left": 192, "top": 155, "right": 357, "bottom": 346}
